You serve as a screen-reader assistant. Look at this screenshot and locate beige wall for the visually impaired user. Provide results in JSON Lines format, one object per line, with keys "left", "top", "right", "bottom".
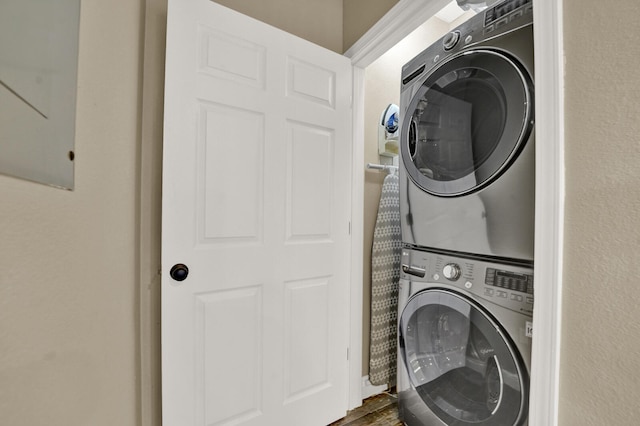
{"left": 0, "top": 1, "right": 144, "bottom": 425}
{"left": 139, "top": 0, "right": 167, "bottom": 424}
{"left": 214, "top": 0, "right": 402, "bottom": 54}
{"left": 213, "top": 0, "right": 343, "bottom": 53}
{"left": 559, "top": 0, "right": 640, "bottom": 424}
{"left": 343, "top": 0, "right": 399, "bottom": 52}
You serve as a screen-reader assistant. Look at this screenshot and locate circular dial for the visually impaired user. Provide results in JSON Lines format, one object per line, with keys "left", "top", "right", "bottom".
{"left": 442, "top": 263, "right": 461, "bottom": 281}
{"left": 442, "top": 31, "right": 460, "bottom": 50}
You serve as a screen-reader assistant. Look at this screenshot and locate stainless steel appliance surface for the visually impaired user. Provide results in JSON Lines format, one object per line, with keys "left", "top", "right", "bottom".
{"left": 399, "top": 0, "right": 535, "bottom": 262}
{"left": 397, "top": 247, "right": 533, "bottom": 426}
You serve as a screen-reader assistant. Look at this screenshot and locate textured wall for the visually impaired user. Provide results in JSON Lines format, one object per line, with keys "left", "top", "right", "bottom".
{"left": 0, "top": 1, "right": 143, "bottom": 425}
{"left": 560, "top": 0, "right": 640, "bottom": 424}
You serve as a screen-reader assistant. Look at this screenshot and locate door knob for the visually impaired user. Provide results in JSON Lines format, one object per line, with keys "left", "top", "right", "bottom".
{"left": 170, "top": 263, "right": 189, "bottom": 281}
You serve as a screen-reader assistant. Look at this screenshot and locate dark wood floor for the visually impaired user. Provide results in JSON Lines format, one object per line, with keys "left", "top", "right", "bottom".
{"left": 329, "top": 393, "right": 403, "bottom": 426}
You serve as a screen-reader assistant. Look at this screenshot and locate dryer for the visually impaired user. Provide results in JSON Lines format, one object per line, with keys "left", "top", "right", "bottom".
{"left": 399, "top": 0, "right": 535, "bottom": 261}
{"left": 397, "top": 247, "right": 533, "bottom": 426}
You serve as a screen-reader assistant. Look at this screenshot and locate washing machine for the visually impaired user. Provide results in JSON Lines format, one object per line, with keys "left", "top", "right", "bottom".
{"left": 399, "top": 0, "right": 535, "bottom": 261}
{"left": 397, "top": 247, "right": 533, "bottom": 426}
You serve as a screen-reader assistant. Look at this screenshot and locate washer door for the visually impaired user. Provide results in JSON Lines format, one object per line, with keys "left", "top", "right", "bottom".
{"left": 399, "top": 289, "right": 528, "bottom": 425}
{"left": 401, "top": 49, "right": 533, "bottom": 196}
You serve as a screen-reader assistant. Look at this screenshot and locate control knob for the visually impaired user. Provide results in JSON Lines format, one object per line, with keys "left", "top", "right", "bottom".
{"left": 442, "top": 263, "right": 461, "bottom": 281}
{"left": 443, "top": 31, "right": 460, "bottom": 50}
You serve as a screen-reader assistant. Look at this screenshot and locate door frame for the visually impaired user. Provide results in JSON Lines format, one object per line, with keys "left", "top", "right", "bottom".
{"left": 140, "top": 0, "right": 564, "bottom": 423}
{"left": 345, "top": 1, "right": 564, "bottom": 424}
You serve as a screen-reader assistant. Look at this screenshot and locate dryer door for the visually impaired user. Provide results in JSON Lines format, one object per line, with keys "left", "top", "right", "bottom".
{"left": 401, "top": 49, "right": 533, "bottom": 196}
{"left": 398, "top": 288, "right": 528, "bottom": 425}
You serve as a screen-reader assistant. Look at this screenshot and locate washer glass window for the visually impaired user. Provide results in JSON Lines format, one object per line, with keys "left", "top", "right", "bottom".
{"left": 399, "top": 289, "right": 528, "bottom": 425}
{"left": 401, "top": 49, "right": 533, "bottom": 196}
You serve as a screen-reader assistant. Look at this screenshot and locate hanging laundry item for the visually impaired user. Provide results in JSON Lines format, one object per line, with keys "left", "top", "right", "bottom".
{"left": 369, "top": 172, "right": 402, "bottom": 386}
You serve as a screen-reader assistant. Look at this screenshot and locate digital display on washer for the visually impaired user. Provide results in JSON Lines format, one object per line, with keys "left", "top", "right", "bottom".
{"left": 484, "top": 0, "right": 531, "bottom": 26}
{"left": 485, "top": 268, "right": 533, "bottom": 294}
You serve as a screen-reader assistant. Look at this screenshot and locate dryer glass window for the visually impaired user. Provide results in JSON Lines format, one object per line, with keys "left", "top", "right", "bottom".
{"left": 401, "top": 50, "right": 533, "bottom": 196}
{"left": 399, "top": 289, "right": 527, "bottom": 425}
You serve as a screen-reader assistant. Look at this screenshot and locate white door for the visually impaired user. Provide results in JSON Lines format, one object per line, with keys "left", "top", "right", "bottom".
{"left": 162, "top": 1, "right": 353, "bottom": 425}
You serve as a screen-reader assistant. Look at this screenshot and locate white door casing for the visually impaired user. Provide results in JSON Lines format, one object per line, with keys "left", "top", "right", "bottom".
{"left": 162, "top": 1, "right": 353, "bottom": 425}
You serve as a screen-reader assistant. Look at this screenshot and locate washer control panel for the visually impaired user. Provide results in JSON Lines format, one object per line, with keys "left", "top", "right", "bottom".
{"left": 401, "top": 248, "right": 534, "bottom": 314}
{"left": 485, "top": 268, "right": 533, "bottom": 294}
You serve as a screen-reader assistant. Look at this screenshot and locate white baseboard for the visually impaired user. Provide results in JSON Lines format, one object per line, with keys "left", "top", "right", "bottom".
{"left": 361, "top": 376, "right": 388, "bottom": 400}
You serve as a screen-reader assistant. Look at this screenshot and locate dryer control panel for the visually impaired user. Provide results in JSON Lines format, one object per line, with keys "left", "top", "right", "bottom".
{"left": 401, "top": 248, "right": 534, "bottom": 315}
{"left": 401, "top": 0, "right": 533, "bottom": 88}
{"left": 484, "top": 0, "right": 532, "bottom": 26}
{"left": 484, "top": 0, "right": 532, "bottom": 35}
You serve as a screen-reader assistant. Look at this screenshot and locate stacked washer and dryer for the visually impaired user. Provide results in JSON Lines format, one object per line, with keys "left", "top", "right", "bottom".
{"left": 396, "top": 1, "right": 535, "bottom": 425}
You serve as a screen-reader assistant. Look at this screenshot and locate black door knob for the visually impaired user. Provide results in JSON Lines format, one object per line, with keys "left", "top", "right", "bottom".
{"left": 170, "top": 263, "right": 189, "bottom": 281}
